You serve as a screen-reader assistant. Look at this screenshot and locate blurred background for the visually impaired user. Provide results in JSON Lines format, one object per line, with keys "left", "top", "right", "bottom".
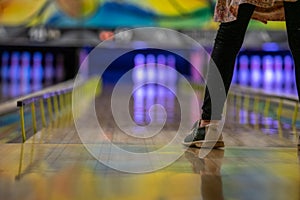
{"left": 0, "top": 0, "right": 295, "bottom": 101}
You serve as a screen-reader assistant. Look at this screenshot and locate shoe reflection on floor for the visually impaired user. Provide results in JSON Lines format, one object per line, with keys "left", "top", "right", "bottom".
{"left": 185, "top": 148, "right": 225, "bottom": 200}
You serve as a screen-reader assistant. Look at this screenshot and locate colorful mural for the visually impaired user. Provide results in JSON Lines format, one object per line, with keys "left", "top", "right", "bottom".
{"left": 0, "top": 0, "right": 286, "bottom": 29}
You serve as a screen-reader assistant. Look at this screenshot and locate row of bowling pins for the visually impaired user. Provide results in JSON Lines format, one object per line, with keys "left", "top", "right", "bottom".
{"left": 131, "top": 54, "right": 178, "bottom": 124}
{"left": 132, "top": 54, "right": 178, "bottom": 85}
{"left": 233, "top": 54, "right": 296, "bottom": 95}
{"left": 0, "top": 51, "right": 65, "bottom": 85}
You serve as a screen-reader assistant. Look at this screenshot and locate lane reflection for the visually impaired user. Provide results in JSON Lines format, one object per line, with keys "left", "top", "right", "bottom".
{"left": 185, "top": 148, "right": 225, "bottom": 200}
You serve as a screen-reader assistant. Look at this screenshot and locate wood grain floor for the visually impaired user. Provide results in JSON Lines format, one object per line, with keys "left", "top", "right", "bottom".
{"left": 0, "top": 82, "right": 299, "bottom": 200}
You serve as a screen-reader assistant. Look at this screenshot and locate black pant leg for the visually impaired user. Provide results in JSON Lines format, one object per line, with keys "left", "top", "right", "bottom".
{"left": 284, "top": 0, "right": 300, "bottom": 100}
{"left": 202, "top": 3, "right": 256, "bottom": 120}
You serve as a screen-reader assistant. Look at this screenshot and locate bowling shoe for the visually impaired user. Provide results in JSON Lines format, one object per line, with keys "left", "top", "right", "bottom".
{"left": 182, "top": 120, "right": 224, "bottom": 148}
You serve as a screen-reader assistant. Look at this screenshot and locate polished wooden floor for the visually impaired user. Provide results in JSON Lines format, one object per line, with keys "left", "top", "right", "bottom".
{"left": 0, "top": 82, "right": 299, "bottom": 200}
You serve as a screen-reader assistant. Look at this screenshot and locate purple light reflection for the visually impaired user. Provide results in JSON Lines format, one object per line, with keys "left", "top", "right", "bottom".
{"left": 133, "top": 86, "right": 146, "bottom": 125}
{"left": 155, "top": 85, "right": 169, "bottom": 123}
{"left": 249, "top": 112, "right": 257, "bottom": 126}
{"left": 239, "top": 109, "right": 248, "bottom": 125}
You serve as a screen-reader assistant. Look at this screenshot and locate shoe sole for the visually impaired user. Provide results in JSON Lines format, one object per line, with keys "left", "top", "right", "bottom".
{"left": 182, "top": 140, "right": 224, "bottom": 148}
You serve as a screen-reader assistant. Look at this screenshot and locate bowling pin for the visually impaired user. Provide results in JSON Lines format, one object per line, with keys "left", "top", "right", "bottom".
{"left": 1, "top": 52, "right": 9, "bottom": 81}
{"left": 132, "top": 54, "right": 146, "bottom": 84}
{"left": 146, "top": 54, "right": 156, "bottom": 83}
{"left": 262, "top": 55, "right": 274, "bottom": 92}
{"left": 10, "top": 52, "right": 20, "bottom": 84}
{"left": 9, "top": 52, "right": 20, "bottom": 97}
{"left": 20, "top": 52, "right": 31, "bottom": 94}
{"left": 32, "top": 52, "right": 43, "bottom": 91}
{"left": 56, "top": 54, "right": 65, "bottom": 82}
{"left": 250, "top": 55, "right": 261, "bottom": 89}
{"left": 45, "top": 53, "right": 54, "bottom": 85}
{"left": 1, "top": 52, "right": 9, "bottom": 97}
{"left": 274, "top": 56, "right": 283, "bottom": 94}
{"left": 238, "top": 55, "right": 249, "bottom": 86}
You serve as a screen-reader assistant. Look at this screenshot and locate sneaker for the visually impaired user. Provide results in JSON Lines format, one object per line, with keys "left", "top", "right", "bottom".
{"left": 182, "top": 120, "right": 224, "bottom": 148}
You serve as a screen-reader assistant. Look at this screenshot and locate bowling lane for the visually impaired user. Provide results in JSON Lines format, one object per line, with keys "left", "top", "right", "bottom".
{"left": 0, "top": 79, "right": 299, "bottom": 199}
{"left": 0, "top": 142, "right": 299, "bottom": 199}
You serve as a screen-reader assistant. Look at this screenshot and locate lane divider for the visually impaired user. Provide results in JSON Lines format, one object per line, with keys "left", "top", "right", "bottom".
{"left": 17, "top": 77, "right": 102, "bottom": 142}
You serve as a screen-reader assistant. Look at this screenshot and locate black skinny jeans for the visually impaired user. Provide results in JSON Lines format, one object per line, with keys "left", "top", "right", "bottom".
{"left": 202, "top": 2, "right": 300, "bottom": 120}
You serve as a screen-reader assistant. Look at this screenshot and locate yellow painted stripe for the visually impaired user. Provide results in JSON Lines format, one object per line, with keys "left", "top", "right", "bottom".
{"left": 31, "top": 102, "right": 37, "bottom": 133}
{"left": 47, "top": 98, "right": 53, "bottom": 121}
{"left": 40, "top": 99, "right": 47, "bottom": 127}
{"left": 19, "top": 106, "right": 26, "bottom": 142}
